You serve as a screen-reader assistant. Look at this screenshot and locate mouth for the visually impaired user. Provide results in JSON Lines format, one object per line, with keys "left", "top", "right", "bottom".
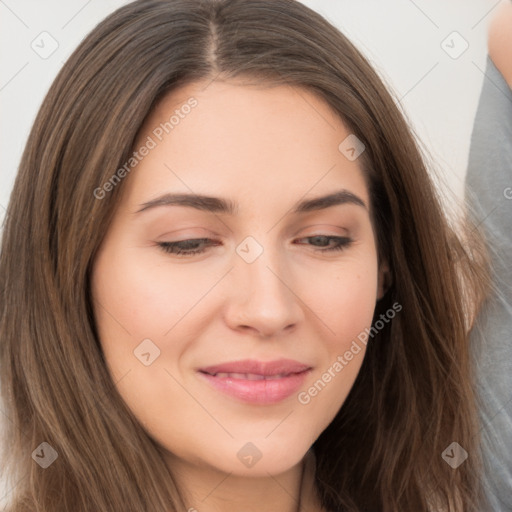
{"left": 197, "top": 359, "right": 312, "bottom": 404}
{"left": 200, "top": 371, "right": 296, "bottom": 380}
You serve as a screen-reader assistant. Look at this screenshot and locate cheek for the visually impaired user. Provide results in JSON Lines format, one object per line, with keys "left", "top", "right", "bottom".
{"left": 303, "top": 254, "right": 379, "bottom": 346}
{"left": 295, "top": 257, "right": 377, "bottom": 416}
{"left": 90, "top": 248, "right": 194, "bottom": 434}
{"left": 90, "top": 246, "right": 176, "bottom": 380}
{"left": 91, "top": 246, "right": 213, "bottom": 342}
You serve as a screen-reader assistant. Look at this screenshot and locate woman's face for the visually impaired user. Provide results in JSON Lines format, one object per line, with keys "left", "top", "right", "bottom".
{"left": 91, "top": 79, "right": 387, "bottom": 477}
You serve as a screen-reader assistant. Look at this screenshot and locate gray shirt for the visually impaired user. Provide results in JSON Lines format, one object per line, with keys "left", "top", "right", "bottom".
{"left": 465, "top": 55, "right": 512, "bottom": 511}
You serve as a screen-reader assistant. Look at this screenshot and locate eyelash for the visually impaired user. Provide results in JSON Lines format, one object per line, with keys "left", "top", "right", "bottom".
{"left": 156, "top": 235, "right": 353, "bottom": 257}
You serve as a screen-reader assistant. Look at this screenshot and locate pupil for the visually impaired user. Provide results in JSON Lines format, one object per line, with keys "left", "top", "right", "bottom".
{"left": 183, "top": 240, "right": 201, "bottom": 249}
{"left": 312, "top": 236, "right": 329, "bottom": 247}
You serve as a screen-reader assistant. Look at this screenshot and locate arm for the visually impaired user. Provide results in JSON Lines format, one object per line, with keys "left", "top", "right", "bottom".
{"left": 488, "top": 1, "right": 512, "bottom": 89}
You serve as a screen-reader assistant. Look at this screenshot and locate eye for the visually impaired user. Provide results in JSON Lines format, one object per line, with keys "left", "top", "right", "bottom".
{"left": 294, "top": 235, "right": 352, "bottom": 253}
{"left": 157, "top": 238, "right": 218, "bottom": 256}
{"left": 156, "top": 235, "right": 353, "bottom": 257}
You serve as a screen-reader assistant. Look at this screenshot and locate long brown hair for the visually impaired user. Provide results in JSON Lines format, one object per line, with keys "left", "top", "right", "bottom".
{"left": 0, "top": 0, "right": 490, "bottom": 510}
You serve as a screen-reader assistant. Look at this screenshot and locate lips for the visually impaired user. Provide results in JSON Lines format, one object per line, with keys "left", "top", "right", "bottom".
{"left": 197, "top": 359, "right": 312, "bottom": 404}
{"left": 199, "top": 358, "right": 311, "bottom": 377}
{"left": 206, "top": 372, "right": 289, "bottom": 380}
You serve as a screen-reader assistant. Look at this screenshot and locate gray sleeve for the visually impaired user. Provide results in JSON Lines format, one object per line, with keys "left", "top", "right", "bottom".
{"left": 465, "top": 54, "right": 512, "bottom": 512}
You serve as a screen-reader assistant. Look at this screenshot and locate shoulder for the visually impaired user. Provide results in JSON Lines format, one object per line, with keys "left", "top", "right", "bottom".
{"left": 488, "top": 1, "right": 512, "bottom": 88}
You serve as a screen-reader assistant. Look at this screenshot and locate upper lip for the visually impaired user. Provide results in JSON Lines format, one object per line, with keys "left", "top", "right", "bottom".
{"left": 199, "top": 358, "right": 311, "bottom": 377}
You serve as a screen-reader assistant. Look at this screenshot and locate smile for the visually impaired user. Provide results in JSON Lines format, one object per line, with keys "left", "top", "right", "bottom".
{"left": 197, "top": 359, "right": 312, "bottom": 404}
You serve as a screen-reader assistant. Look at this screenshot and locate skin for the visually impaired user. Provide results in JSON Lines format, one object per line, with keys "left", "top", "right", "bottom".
{"left": 488, "top": 1, "right": 512, "bottom": 89}
{"left": 91, "top": 79, "right": 389, "bottom": 512}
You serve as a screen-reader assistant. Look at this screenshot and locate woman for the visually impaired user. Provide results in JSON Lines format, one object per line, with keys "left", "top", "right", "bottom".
{"left": 0, "top": 0, "right": 490, "bottom": 510}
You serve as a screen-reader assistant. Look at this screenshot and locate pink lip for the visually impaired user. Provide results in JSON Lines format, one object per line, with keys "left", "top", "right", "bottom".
{"left": 197, "top": 358, "right": 312, "bottom": 404}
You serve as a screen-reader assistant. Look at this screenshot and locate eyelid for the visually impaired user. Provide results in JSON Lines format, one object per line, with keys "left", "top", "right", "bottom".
{"left": 292, "top": 222, "right": 352, "bottom": 236}
{"left": 156, "top": 234, "right": 353, "bottom": 257}
{"left": 155, "top": 227, "right": 221, "bottom": 239}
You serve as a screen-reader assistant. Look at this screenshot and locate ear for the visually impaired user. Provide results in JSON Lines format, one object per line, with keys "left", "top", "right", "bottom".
{"left": 377, "top": 259, "right": 392, "bottom": 300}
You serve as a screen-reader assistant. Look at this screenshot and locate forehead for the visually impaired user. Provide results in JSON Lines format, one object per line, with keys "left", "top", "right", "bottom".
{"left": 123, "top": 79, "right": 369, "bottom": 211}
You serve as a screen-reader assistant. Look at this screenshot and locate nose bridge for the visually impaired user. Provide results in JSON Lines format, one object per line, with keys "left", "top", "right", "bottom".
{"left": 226, "top": 233, "right": 303, "bottom": 335}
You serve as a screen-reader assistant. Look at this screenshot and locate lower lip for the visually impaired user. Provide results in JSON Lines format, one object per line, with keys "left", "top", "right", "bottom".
{"left": 197, "top": 370, "right": 311, "bottom": 404}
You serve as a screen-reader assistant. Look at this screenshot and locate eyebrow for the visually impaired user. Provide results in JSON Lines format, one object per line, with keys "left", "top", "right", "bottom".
{"left": 133, "top": 189, "right": 367, "bottom": 216}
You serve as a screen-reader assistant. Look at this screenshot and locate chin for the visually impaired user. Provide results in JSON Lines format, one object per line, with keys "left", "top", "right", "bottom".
{"left": 207, "top": 436, "right": 313, "bottom": 477}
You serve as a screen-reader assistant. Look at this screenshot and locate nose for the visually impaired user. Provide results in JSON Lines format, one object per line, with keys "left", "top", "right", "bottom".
{"left": 222, "top": 241, "right": 304, "bottom": 338}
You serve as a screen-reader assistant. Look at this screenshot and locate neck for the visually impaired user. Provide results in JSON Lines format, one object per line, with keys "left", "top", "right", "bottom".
{"left": 164, "top": 449, "right": 322, "bottom": 512}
